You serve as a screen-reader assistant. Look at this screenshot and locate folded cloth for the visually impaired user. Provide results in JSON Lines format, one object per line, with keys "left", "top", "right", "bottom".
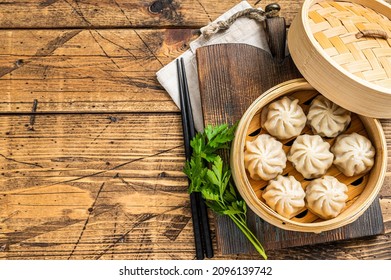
{"left": 156, "top": 0, "right": 270, "bottom": 132}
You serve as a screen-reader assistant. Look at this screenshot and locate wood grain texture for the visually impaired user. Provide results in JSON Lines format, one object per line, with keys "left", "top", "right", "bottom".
{"left": 0, "top": 0, "right": 303, "bottom": 29}
{"left": 0, "top": 1, "right": 388, "bottom": 29}
{"left": 1, "top": 0, "right": 391, "bottom": 260}
{"left": 0, "top": 113, "right": 198, "bottom": 260}
{"left": 197, "top": 22, "right": 301, "bottom": 123}
{"left": 0, "top": 29, "right": 199, "bottom": 113}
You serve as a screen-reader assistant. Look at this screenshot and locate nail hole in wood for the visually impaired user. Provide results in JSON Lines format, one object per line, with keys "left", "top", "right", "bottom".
{"left": 15, "top": 59, "right": 24, "bottom": 67}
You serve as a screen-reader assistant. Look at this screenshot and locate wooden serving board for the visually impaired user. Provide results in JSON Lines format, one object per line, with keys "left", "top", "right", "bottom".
{"left": 196, "top": 17, "right": 385, "bottom": 255}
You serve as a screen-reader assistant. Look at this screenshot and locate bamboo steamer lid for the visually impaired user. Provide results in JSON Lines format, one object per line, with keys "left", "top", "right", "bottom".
{"left": 288, "top": 0, "right": 391, "bottom": 118}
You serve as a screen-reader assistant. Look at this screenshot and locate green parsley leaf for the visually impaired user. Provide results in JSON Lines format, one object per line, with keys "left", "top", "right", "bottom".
{"left": 183, "top": 123, "right": 267, "bottom": 260}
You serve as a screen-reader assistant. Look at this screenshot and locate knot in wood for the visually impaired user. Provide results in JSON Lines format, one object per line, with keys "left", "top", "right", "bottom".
{"left": 149, "top": 0, "right": 164, "bottom": 14}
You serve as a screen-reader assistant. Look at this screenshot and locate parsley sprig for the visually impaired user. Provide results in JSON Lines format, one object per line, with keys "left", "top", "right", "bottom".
{"left": 184, "top": 124, "right": 267, "bottom": 259}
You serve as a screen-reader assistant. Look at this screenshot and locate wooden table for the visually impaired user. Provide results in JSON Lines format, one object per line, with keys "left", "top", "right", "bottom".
{"left": 0, "top": 0, "right": 390, "bottom": 260}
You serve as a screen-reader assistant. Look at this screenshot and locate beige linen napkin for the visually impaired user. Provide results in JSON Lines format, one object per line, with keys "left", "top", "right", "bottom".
{"left": 156, "top": 1, "right": 270, "bottom": 132}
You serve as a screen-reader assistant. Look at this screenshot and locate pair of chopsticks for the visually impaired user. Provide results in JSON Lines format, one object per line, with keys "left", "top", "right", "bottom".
{"left": 176, "top": 57, "right": 213, "bottom": 259}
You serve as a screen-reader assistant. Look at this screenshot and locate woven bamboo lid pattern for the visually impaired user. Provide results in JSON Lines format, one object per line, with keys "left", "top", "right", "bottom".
{"left": 288, "top": 0, "right": 391, "bottom": 118}
{"left": 309, "top": 1, "right": 391, "bottom": 88}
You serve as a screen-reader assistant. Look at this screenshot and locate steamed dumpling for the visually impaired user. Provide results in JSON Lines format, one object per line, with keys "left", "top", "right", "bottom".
{"left": 305, "top": 176, "right": 348, "bottom": 219}
{"left": 261, "top": 96, "right": 306, "bottom": 140}
{"left": 244, "top": 134, "right": 287, "bottom": 181}
{"left": 287, "top": 134, "right": 334, "bottom": 179}
{"left": 331, "top": 133, "right": 375, "bottom": 177}
{"left": 262, "top": 175, "right": 305, "bottom": 218}
{"left": 307, "top": 95, "right": 351, "bottom": 138}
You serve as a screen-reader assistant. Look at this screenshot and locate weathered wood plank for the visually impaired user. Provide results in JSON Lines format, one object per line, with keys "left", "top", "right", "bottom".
{"left": 0, "top": 29, "right": 199, "bottom": 113}
{"left": 0, "top": 0, "right": 304, "bottom": 29}
{"left": 0, "top": 113, "right": 200, "bottom": 260}
{"left": 0, "top": 113, "right": 185, "bottom": 190}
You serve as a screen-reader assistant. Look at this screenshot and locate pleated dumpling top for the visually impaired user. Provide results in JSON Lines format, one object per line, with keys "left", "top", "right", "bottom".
{"left": 244, "top": 134, "right": 287, "bottom": 181}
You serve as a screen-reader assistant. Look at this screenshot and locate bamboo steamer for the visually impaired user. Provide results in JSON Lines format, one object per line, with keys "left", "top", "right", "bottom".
{"left": 230, "top": 79, "right": 387, "bottom": 233}
{"left": 288, "top": 0, "right": 391, "bottom": 118}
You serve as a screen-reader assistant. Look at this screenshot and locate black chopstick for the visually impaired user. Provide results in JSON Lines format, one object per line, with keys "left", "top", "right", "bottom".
{"left": 177, "top": 58, "right": 214, "bottom": 259}
{"left": 180, "top": 58, "right": 214, "bottom": 259}
{"left": 177, "top": 58, "right": 203, "bottom": 260}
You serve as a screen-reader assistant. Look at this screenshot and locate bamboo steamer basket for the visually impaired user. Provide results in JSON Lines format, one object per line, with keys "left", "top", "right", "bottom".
{"left": 288, "top": 0, "right": 391, "bottom": 118}
{"left": 230, "top": 79, "right": 387, "bottom": 233}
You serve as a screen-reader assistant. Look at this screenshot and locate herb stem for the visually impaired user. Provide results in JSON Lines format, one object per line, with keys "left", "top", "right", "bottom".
{"left": 228, "top": 214, "right": 267, "bottom": 260}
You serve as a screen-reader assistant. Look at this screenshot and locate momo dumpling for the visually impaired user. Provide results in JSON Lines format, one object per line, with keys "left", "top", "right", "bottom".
{"left": 261, "top": 96, "right": 306, "bottom": 140}
{"left": 262, "top": 175, "right": 305, "bottom": 219}
{"left": 244, "top": 134, "right": 286, "bottom": 181}
{"left": 305, "top": 176, "right": 348, "bottom": 219}
{"left": 287, "top": 134, "right": 334, "bottom": 179}
{"left": 307, "top": 95, "right": 351, "bottom": 138}
{"left": 331, "top": 133, "right": 375, "bottom": 177}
